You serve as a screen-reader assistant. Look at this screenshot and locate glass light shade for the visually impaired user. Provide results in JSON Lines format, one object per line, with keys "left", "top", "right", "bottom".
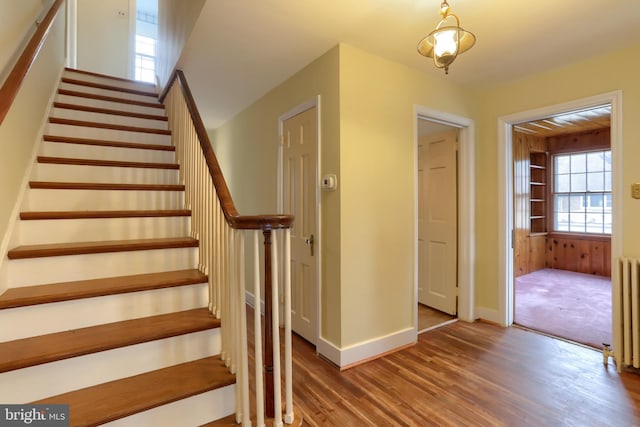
{"left": 417, "top": 10, "right": 476, "bottom": 74}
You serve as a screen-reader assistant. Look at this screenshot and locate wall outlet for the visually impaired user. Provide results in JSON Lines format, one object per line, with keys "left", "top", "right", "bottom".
{"left": 632, "top": 183, "right": 640, "bottom": 199}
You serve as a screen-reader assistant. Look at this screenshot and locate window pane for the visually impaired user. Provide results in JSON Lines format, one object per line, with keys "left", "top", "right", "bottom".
{"left": 556, "top": 212, "right": 569, "bottom": 231}
{"left": 571, "top": 173, "right": 586, "bottom": 192}
{"left": 570, "top": 194, "right": 583, "bottom": 212}
{"left": 604, "top": 151, "right": 612, "bottom": 171}
{"left": 569, "top": 212, "right": 585, "bottom": 232}
{"left": 588, "top": 193, "right": 603, "bottom": 209}
{"left": 571, "top": 153, "right": 586, "bottom": 173}
{"left": 587, "top": 171, "right": 604, "bottom": 191}
{"left": 587, "top": 151, "right": 604, "bottom": 171}
{"left": 556, "top": 174, "right": 570, "bottom": 192}
{"left": 555, "top": 155, "right": 570, "bottom": 174}
{"left": 552, "top": 149, "right": 611, "bottom": 235}
{"left": 555, "top": 194, "right": 569, "bottom": 212}
{"left": 603, "top": 213, "right": 612, "bottom": 234}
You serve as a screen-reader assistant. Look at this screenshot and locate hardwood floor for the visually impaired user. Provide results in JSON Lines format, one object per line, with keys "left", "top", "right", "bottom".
{"left": 286, "top": 320, "right": 640, "bottom": 426}
{"left": 417, "top": 303, "right": 456, "bottom": 332}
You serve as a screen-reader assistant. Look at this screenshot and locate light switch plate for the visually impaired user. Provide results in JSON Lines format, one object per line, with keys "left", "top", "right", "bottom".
{"left": 632, "top": 183, "right": 640, "bottom": 199}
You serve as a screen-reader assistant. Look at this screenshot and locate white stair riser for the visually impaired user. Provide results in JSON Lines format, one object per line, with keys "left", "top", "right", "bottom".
{"left": 23, "top": 188, "right": 184, "bottom": 211}
{"left": 103, "top": 386, "right": 235, "bottom": 427}
{"left": 40, "top": 142, "right": 176, "bottom": 163}
{"left": 63, "top": 71, "right": 158, "bottom": 92}
{"left": 59, "top": 82, "right": 159, "bottom": 104}
{"left": 18, "top": 217, "right": 190, "bottom": 245}
{"left": 47, "top": 123, "right": 172, "bottom": 146}
{"left": 7, "top": 247, "right": 198, "bottom": 287}
{"left": 0, "top": 283, "right": 207, "bottom": 341}
{"left": 52, "top": 107, "right": 168, "bottom": 130}
{"left": 32, "top": 163, "right": 179, "bottom": 185}
{"left": 0, "top": 329, "right": 220, "bottom": 403}
{"left": 55, "top": 93, "right": 165, "bottom": 116}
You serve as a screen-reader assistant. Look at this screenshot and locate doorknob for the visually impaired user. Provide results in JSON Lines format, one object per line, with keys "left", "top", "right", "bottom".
{"left": 304, "top": 234, "right": 314, "bottom": 256}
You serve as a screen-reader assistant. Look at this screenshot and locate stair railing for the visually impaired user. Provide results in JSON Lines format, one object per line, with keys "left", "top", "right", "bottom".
{"left": 161, "top": 70, "right": 295, "bottom": 427}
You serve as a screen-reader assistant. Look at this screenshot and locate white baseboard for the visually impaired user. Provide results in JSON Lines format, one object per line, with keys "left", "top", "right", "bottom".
{"left": 245, "top": 290, "right": 265, "bottom": 315}
{"left": 474, "top": 306, "right": 503, "bottom": 325}
{"left": 317, "top": 327, "right": 416, "bottom": 369}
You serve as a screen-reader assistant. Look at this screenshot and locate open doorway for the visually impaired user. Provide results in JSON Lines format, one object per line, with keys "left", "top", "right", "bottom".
{"left": 498, "top": 91, "right": 622, "bottom": 355}
{"left": 512, "top": 106, "right": 612, "bottom": 348}
{"left": 414, "top": 107, "right": 476, "bottom": 334}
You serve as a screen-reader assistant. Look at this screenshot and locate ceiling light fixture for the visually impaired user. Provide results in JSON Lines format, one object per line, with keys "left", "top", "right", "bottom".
{"left": 417, "top": 0, "right": 476, "bottom": 74}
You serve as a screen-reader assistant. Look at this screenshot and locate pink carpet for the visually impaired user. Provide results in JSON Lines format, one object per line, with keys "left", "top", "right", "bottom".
{"left": 515, "top": 268, "right": 611, "bottom": 349}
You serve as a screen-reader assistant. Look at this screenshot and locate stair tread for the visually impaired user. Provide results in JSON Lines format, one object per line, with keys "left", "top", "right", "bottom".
{"left": 0, "top": 269, "right": 207, "bottom": 309}
{"left": 7, "top": 237, "right": 198, "bottom": 259}
{"left": 29, "top": 181, "right": 185, "bottom": 191}
{"left": 34, "top": 355, "right": 234, "bottom": 426}
{"left": 37, "top": 156, "right": 179, "bottom": 169}
{"left": 43, "top": 135, "right": 175, "bottom": 151}
{"left": 20, "top": 209, "right": 191, "bottom": 220}
{"left": 61, "top": 77, "right": 159, "bottom": 98}
{"left": 53, "top": 102, "right": 168, "bottom": 121}
{"left": 49, "top": 117, "right": 172, "bottom": 135}
{"left": 58, "top": 88, "right": 164, "bottom": 109}
{"left": 0, "top": 308, "right": 219, "bottom": 373}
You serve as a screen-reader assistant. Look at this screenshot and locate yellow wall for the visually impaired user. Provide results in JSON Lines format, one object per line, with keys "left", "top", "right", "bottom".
{"left": 212, "top": 46, "right": 342, "bottom": 345}
{"left": 0, "top": 2, "right": 66, "bottom": 289}
{"left": 337, "top": 44, "right": 471, "bottom": 346}
{"left": 472, "top": 42, "right": 640, "bottom": 310}
{"left": 213, "top": 43, "right": 472, "bottom": 352}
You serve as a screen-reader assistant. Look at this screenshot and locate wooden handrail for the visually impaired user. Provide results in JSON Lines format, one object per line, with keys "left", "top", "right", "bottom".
{"left": 160, "top": 70, "right": 293, "bottom": 231}
{"left": 0, "top": 0, "right": 64, "bottom": 126}
{"left": 162, "top": 69, "right": 294, "bottom": 422}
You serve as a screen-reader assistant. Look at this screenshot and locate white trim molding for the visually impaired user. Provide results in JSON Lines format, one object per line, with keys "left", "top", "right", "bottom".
{"left": 413, "top": 106, "right": 476, "bottom": 325}
{"left": 497, "top": 91, "right": 623, "bottom": 327}
{"left": 317, "top": 327, "right": 416, "bottom": 369}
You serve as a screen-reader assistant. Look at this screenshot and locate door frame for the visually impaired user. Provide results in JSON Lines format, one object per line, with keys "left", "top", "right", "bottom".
{"left": 277, "top": 96, "right": 321, "bottom": 346}
{"left": 414, "top": 106, "right": 476, "bottom": 326}
{"left": 497, "top": 91, "right": 623, "bottom": 328}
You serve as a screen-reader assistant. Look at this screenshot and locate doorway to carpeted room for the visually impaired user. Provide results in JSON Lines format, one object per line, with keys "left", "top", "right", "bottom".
{"left": 514, "top": 268, "right": 611, "bottom": 349}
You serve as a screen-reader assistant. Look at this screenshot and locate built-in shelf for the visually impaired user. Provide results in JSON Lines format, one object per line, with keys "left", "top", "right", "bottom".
{"left": 530, "top": 151, "right": 548, "bottom": 234}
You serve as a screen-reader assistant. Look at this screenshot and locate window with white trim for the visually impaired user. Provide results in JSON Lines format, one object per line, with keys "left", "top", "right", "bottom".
{"left": 553, "top": 150, "right": 612, "bottom": 234}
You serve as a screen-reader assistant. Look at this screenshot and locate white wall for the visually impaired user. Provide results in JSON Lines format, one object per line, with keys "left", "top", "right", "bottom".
{"left": 156, "top": 0, "right": 205, "bottom": 88}
{"left": 0, "top": 0, "right": 67, "bottom": 292}
{"left": 76, "top": 0, "right": 131, "bottom": 78}
{"left": 0, "top": 0, "right": 55, "bottom": 83}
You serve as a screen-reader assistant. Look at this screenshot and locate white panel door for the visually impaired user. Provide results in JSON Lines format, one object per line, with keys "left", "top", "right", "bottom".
{"left": 282, "top": 107, "right": 317, "bottom": 344}
{"left": 418, "top": 129, "right": 458, "bottom": 314}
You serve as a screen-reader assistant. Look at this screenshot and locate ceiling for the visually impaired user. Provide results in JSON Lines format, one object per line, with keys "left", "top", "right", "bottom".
{"left": 514, "top": 105, "right": 611, "bottom": 138}
{"left": 178, "top": 0, "right": 640, "bottom": 129}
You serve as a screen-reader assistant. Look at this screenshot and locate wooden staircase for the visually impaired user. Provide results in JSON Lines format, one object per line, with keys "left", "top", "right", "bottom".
{"left": 0, "top": 69, "right": 236, "bottom": 426}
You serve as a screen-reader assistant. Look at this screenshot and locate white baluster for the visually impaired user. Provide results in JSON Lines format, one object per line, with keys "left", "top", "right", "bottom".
{"left": 271, "top": 232, "right": 283, "bottom": 427}
{"left": 283, "top": 228, "right": 293, "bottom": 424}
{"left": 253, "top": 231, "right": 265, "bottom": 427}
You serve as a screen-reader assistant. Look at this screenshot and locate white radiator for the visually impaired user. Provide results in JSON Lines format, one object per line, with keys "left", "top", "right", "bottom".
{"left": 616, "top": 257, "right": 640, "bottom": 370}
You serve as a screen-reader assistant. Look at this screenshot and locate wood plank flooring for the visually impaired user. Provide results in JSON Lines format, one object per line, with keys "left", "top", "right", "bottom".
{"left": 417, "top": 303, "right": 456, "bottom": 332}
{"left": 284, "top": 319, "right": 640, "bottom": 426}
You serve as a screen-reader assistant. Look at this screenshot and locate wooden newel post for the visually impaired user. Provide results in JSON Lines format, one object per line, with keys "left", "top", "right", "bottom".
{"left": 263, "top": 229, "right": 275, "bottom": 418}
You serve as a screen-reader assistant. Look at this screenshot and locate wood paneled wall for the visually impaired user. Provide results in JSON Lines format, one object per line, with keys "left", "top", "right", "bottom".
{"left": 513, "top": 132, "right": 547, "bottom": 276}
{"left": 513, "top": 128, "right": 612, "bottom": 278}
{"left": 546, "top": 234, "right": 611, "bottom": 277}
